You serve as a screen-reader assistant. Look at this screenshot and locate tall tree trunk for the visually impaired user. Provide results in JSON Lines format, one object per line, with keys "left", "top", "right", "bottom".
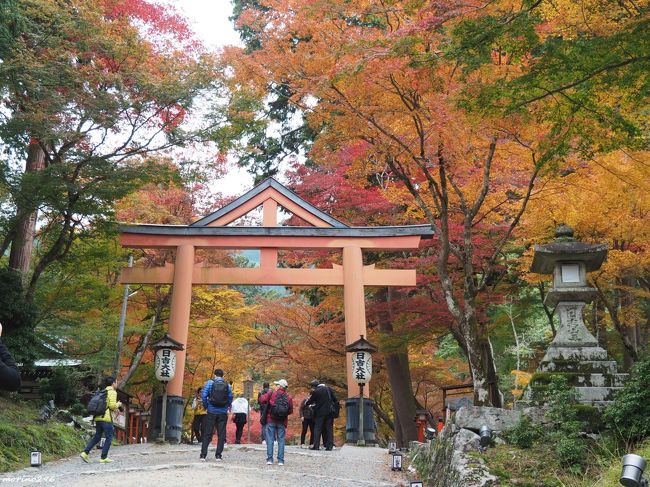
{"left": 596, "top": 283, "right": 638, "bottom": 370}
{"left": 538, "top": 283, "right": 557, "bottom": 337}
{"left": 8, "top": 142, "right": 47, "bottom": 278}
{"left": 377, "top": 288, "right": 418, "bottom": 447}
{"left": 118, "top": 299, "right": 163, "bottom": 389}
{"left": 622, "top": 277, "right": 639, "bottom": 371}
{"left": 594, "top": 299, "right": 608, "bottom": 351}
{"left": 463, "top": 319, "right": 503, "bottom": 407}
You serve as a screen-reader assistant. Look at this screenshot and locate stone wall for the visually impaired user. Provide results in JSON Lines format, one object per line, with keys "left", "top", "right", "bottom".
{"left": 415, "top": 406, "right": 551, "bottom": 486}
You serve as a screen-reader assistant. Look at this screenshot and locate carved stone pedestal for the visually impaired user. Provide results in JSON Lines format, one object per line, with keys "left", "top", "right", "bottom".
{"left": 533, "top": 302, "right": 627, "bottom": 408}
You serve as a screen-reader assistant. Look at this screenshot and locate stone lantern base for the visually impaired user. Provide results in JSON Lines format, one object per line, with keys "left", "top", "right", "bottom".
{"left": 526, "top": 302, "right": 627, "bottom": 409}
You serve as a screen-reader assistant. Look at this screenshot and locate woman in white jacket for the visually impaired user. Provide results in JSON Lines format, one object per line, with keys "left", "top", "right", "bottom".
{"left": 231, "top": 394, "right": 249, "bottom": 444}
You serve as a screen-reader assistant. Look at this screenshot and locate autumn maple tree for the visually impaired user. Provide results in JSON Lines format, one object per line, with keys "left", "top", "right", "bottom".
{"left": 220, "top": 0, "right": 650, "bottom": 408}
{"left": 222, "top": 0, "right": 543, "bottom": 407}
{"left": 0, "top": 0, "right": 216, "bottom": 303}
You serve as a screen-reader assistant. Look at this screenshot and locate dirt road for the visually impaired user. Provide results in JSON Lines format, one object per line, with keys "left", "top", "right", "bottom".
{"left": 0, "top": 442, "right": 412, "bottom": 487}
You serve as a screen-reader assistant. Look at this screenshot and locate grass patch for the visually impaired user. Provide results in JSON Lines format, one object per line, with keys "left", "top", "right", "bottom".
{"left": 591, "top": 440, "right": 650, "bottom": 487}
{"left": 480, "top": 439, "right": 650, "bottom": 487}
{"left": 0, "top": 395, "right": 85, "bottom": 472}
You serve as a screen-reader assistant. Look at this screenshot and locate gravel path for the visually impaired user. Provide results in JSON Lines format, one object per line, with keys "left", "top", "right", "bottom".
{"left": 0, "top": 442, "right": 411, "bottom": 486}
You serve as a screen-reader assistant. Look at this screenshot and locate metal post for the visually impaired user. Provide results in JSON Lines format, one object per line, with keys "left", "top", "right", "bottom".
{"left": 357, "top": 383, "right": 365, "bottom": 446}
{"left": 161, "top": 386, "right": 168, "bottom": 443}
{"left": 114, "top": 254, "right": 133, "bottom": 377}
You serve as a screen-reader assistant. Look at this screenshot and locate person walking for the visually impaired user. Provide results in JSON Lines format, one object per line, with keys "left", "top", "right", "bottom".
{"left": 190, "top": 387, "right": 207, "bottom": 444}
{"left": 231, "top": 394, "right": 249, "bottom": 444}
{"left": 80, "top": 376, "right": 122, "bottom": 463}
{"left": 257, "top": 381, "right": 271, "bottom": 444}
{"left": 306, "top": 381, "right": 337, "bottom": 451}
{"left": 200, "top": 369, "right": 233, "bottom": 461}
{"left": 0, "top": 323, "right": 21, "bottom": 392}
{"left": 259, "top": 379, "right": 293, "bottom": 466}
{"left": 299, "top": 383, "right": 316, "bottom": 448}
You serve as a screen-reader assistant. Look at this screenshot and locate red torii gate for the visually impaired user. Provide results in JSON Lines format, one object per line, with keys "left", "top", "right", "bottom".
{"left": 119, "top": 178, "right": 431, "bottom": 400}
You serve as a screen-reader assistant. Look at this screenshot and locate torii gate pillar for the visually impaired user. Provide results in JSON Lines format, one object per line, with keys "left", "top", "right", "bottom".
{"left": 167, "top": 244, "right": 195, "bottom": 397}
{"left": 343, "top": 246, "right": 368, "bottom": 396}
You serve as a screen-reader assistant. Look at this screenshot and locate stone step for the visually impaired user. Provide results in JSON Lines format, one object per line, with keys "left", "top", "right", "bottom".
{"left": 574, "top": 386, "right": 623, "bottom": 402}
{"left": 538, "top": 360, "right": 620, "bottom": 374}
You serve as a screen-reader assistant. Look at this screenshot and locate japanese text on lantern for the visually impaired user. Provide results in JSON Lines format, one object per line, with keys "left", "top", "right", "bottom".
{"left": 351, "top": 351, "right": 372, "bottom": 384}
{"left": 155, "top": 348, "right": 176, "bottom": 382}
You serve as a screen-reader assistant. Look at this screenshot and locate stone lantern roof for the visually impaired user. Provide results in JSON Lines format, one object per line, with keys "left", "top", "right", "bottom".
{"left": 530, "top": 225, "right": 608, "bottom": 274}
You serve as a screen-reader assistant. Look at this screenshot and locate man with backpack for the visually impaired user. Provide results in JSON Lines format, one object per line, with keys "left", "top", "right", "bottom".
{"left": 80, "top": 376, "right": 122, "bottom": 463}
{"left": 259, "top": 379, "right": 293, "bottom": 466}
{"left": 200, "top": 369, "right": 233, "bottom": 461}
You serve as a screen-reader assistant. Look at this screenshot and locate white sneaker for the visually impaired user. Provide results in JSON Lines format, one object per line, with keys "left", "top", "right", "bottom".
{"left": 262, "top": 440, "right": 266, "bottom": 445}
{"left": 266, "top": 460, "right": 272, "bottom": 465}
{"left": 278, "top": 462, "right": 284, "bottom": 466}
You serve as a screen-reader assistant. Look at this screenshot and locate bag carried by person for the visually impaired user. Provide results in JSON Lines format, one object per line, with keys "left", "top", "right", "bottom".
{"left": 270, "top": 391, "right": 290, "bottom": 420}
{"left": 87, "top": 389, "right": 108, "bottom": 416}
{"left": 303, "top": 403, "right": 315, "bottom": 420}
{"left": 208, "top": 380, "right": 229, "bottom": 407}
{"left": 328, "top": 388, "right": 340, "bottom": 418}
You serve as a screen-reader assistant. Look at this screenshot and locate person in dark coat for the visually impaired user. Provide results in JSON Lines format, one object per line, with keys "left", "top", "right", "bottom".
{"left": 258, "top": 382, "right": 271, "bottom": 444}
{"left": 0, "top": 322, "right": 21, "bottom": 392}
{"left": 305, "top": 380, "right": 337, "bottom": 451}
{"left": 299, "top": 384, "right": 316, "bottom": 448}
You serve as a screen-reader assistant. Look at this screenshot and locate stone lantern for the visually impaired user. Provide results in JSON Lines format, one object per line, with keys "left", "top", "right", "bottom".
{"left": 529, "top": 225, "right": 626, "bottom": 407}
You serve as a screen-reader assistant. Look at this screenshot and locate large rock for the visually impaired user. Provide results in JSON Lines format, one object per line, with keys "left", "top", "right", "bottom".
{"left": 453, "top": 428, "right": 481, "bottom": 453}
{"left": 454, "top": 406, "right": 522, "bottom": 433}
{"left": 451, "top": 449, "right": 497, "bottom": 486}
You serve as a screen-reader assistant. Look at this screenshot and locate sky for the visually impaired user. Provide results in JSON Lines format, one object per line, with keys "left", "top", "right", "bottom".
{"left": 171, "top": 0, "right": 253, "bottom": 197}
{"left": 174, "top": 0, "right": 243, "bottom": 50}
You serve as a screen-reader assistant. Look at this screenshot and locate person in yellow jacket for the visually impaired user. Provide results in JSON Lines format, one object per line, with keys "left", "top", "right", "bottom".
{"left": 191, "top": 387, "right": 207, "bottom": 443}
{"left": 80, "top": 376, "right": 122, "bottom": 463}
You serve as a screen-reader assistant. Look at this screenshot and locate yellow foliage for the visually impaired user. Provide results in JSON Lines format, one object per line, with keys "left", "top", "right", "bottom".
{"left": 538, "top": 0, "right": 649, "bottom": 38}
{"left": 183, "top": 286, "right": 258, "bottom": 396}
{"left": 511, "top": 370, "right": 532, "bottom": 389}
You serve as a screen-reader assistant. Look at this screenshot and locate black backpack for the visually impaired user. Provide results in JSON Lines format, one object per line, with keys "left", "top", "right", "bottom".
{"left": 208, "top": 380, "right": 229, "bottom": 407}
{"left": 259, "top": 389, "right": 271, "bottom": 425}
{"left": 87, "top": 389, "right": 108, "bottom": 416}
{"left": 302, "top": 402, "right": 315, "bottom": 420}
{"left": 328, "top": 388, "right": 340, "bottom": 418}
{"left": 270, "top": 391, "right": 290, "bottom": 420}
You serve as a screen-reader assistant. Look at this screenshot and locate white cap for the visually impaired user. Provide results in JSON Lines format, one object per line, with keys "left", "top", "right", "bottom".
{"left": 274, "top": 379, "right": 288, "bottom": 388}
